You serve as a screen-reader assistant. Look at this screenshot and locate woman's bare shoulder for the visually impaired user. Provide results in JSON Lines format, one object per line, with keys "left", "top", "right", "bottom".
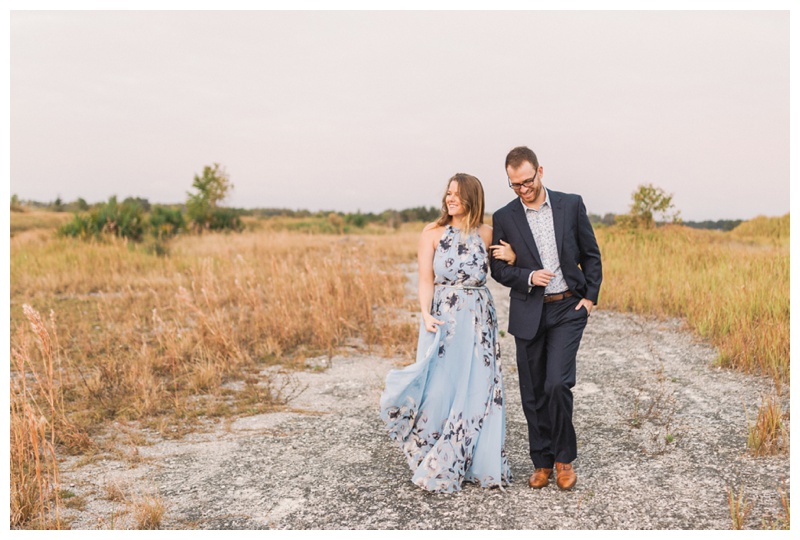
{"left": 419, "top": 222, "right": 445, "bottom": 248}
{"left": 423, "top": 221, "right": 442, "bottom": 232}
{"left": 478, "top": 223, "right": 493, "bottom": 244}
{"left": 421, "top": 221, "right": 445, "bottom": 236}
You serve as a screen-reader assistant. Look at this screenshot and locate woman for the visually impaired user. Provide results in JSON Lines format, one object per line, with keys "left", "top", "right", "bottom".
{"left": 379, "top": 173, "right": 516, "bottom": 493}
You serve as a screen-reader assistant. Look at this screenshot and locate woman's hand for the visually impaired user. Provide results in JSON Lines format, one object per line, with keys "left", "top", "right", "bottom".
{"left": 490, "top": 239, "right": 517, "bottom": 266}
{"left": 422, "top": 312, "right": 444, "bottom": 333}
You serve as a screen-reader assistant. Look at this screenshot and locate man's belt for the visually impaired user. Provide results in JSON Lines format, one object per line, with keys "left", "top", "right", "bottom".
{"left": 543, "top": 290, "right": 573, "bottom": 303}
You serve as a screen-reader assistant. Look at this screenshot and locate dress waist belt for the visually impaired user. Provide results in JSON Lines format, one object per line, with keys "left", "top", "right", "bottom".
{"left": 437, "top": 284, "right": 487, "bottom": 290}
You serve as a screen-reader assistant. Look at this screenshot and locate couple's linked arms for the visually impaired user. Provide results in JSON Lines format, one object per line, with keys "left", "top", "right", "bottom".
{"left": 489, "top": 219, "right": 535, "bottom": 294}
{"left": 489, "top": 215, "right": 597, "bottom": 315}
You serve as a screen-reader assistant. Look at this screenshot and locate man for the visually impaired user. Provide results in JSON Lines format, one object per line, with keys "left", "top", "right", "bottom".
{"left": 489, "top": 146, "right": 602, "bottom": 490}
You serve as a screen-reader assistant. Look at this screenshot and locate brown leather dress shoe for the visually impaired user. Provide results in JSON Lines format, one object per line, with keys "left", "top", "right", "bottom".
{"left": 528, "top": 468, "right": 552, "bottom": 489}
{"left": 555, "top": 462, "right": 577, "bottom": 490}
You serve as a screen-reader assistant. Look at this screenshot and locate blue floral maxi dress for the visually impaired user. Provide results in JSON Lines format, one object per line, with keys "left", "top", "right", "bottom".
{"left": 380, "top": 225, "right": 513, "bottom": 493}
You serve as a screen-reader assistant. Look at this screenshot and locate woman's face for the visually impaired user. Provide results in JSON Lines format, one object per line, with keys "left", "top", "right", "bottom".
{"left": 445, "top": 181, "right": 465, "bottom": 218}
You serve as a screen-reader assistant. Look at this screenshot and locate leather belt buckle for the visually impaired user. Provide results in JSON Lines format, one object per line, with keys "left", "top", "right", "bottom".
{"left": 543, "top": 290, "right": 573, "bottom": 303}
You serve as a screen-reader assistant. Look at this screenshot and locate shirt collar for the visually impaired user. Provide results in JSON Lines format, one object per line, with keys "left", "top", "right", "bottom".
{"left": 520, "top": 188, "right": 550, "bottom": 212}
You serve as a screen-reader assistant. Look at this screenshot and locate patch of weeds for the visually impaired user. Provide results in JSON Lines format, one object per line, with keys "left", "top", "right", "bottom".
{"left": 133, "top": 493, "right": 166, "bottom": 530}
{"left": 746, "top": 393, "right": 788, "bottom": 456}
{"left": 107, "top": 508, "right": 129, "bottom": 530}
{"left": 576, "top": 490, "right": 596, "bottom": 513}
{"left": 207, "top": 401, "right": 233, "bottom": 418}
{"left": 727, "top": 485, "right": 752, "bottom": 530}
{"left": 104, "top": 481, "right": 127, "bottom": 502}
{"left": 61, "top": 491, "right": 87, "bottom": 511}
{"left": 761, "top": 480, "right": 790, "bottom": 530}
{"left": 627, "top": 393, "right": 643, "bottom": 428}
{"left": 625, "top": 381, "right": 680, "bottom": 456}
{"left": 626, "top": 386, "right": 676, "bottom": 429}
{"left": 72, "top": 451, "right": 112, "bottom": 469}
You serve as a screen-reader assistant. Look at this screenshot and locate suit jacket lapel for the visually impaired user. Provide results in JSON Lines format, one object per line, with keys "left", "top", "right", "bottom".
{"left": 510, "top": 199, "right": 544, "bottom": 269}
{"left": 550, "top": 189, "right": 566, "bottom": 258}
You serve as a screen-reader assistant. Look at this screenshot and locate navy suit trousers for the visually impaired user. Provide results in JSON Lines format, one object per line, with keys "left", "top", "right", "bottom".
{"left": 514, "top": 294, "right": 588, "bottom": 468}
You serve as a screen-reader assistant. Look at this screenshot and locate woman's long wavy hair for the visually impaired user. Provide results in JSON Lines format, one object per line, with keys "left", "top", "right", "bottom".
{"left": 435, "top": 173, "right": 485, "bottom": 232}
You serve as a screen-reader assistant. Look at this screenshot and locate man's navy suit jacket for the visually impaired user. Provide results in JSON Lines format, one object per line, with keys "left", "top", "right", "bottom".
{"left": 490, "top": 189, "right": 603, "bottom": 341}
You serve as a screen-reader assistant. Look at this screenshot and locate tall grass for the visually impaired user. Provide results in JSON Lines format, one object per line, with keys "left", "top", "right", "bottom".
{"left": 596, "top": 224, "right": 789, "bottom": 391}
{"left": 729, "top": 213, "right": 789, "bottom": 246}
{"left": 10, "top": 211, "right": 73, "bottom": 237}
{"left": 10, "top": 305, "right": 91, "bottom": 529}
{"left": 10, "top": 227, "right": 419, "bottom": 527}
{"left": 11, "top": 229, "right": 419, "bottom": 424}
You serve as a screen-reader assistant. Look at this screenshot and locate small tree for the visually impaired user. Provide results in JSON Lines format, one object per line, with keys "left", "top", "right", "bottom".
{"left": 616, "top": 183, "right": 681, "bottom": 228}
{"left": 10, "top": 194, "right": 23, "bottom": 212}
{"left": 185, "top": 164, "right": 242, "bottom": 233}
{"left": 186, "top": 163, "right": 234, "bottom": 231}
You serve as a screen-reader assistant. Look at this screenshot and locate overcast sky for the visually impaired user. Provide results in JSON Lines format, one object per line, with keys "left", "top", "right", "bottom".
{"left": 10, "top": 9, "right": 790, "bottom": 221}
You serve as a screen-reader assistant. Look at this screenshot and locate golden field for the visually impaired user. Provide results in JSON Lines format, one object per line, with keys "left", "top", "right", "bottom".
{"left": 9, "top": 212, "right": 789, "bottom": 528}
{"left": 595, "top": 222, "right": 790, "bottom": 392}
{"left": 10, "top": 218, "right": 421, "bottom": 527}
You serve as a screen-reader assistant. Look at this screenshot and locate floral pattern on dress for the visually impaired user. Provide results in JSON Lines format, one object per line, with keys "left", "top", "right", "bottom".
{"left": 380, "top": 225, "right": 512, "bottom": 493}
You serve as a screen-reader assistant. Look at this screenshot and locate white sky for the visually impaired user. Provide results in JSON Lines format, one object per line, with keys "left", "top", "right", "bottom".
{"left": 8, "top": 8, "right": 791, "bottom": 220}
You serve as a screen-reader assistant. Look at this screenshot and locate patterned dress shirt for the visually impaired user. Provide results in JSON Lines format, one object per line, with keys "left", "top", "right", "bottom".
{"left": 522, "top": 191, "right": 568, "bottom": 295}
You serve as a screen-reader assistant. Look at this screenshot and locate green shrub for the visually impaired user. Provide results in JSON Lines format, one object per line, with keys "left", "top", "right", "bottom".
{"left": 208, "top": 207, "right": 244, "bottom": 232}
{"left": 58, "top": 196, "right": 144, "bottom": 241}
{"left": 149, "top": 206, "right": 186, "bottom": 239}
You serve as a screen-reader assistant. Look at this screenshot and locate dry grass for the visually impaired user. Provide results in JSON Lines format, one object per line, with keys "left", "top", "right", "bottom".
{"left": 9, "top": 212, "right": 789, "bottom": 528}
{"left": 11, "top": 227, "right": 419, "bottom": 425}
{"left": 103, "top": 481, "right": 128, "bottom": 503}
{"left": 746, "top": 394, "right": 788, "bottom": 457}
{"left": 761, "top": 481, "right": 791, "bottom": 530}
{"left": 10, "top": 210, "right": 73, "bottom": 236}
{"left": 595, "top": 224, "right": 789, "bottom": 391}
{"left": 11, "top": 307, "right": 65, "bottom": 529}
{"left": 133, "top": 494, "right": 166, "bottom": 530}
{"left": 729, "top": 213, "right": 789, "bottom": 246}
{"left": 728, "top": 485, "right": 753, "bottom": 530}
{"left": 596, "top": 221, "right": 789, "bottom": 460}
{"left": 10, "top": 224, "right": 420, "bottom": 527}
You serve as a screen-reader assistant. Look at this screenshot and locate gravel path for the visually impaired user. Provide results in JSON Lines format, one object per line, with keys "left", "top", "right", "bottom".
{"left": 60, "top": 278, "right": 789, "bottom": 530}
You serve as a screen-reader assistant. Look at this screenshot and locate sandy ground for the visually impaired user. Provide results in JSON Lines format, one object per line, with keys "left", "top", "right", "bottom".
{"left": 58, "top": 277, "right": 789, "bottom": 530}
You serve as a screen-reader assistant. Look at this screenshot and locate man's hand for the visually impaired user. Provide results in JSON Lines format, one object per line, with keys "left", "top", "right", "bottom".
{"left": 576, "top": 298, "right": 594, "bottom": 316}
{"left": 530, "top": 269, "right": 556, "bottom": 287}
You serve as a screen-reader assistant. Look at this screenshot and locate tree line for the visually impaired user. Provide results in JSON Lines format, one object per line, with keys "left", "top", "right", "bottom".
{"left": 11, "top": 172, "right": 744, "bottom": 241}
{"left": 12, "top": 164, "right": 443, "bottom": 243}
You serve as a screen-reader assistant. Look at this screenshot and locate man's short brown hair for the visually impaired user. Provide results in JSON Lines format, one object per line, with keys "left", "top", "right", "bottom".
{"left": 505, "top": 146, "right": 539, "bottom": 171}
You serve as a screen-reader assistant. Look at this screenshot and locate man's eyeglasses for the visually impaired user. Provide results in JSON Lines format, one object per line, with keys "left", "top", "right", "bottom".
{"left": 508, "top": 170, "right": 538, "bottom": 191}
